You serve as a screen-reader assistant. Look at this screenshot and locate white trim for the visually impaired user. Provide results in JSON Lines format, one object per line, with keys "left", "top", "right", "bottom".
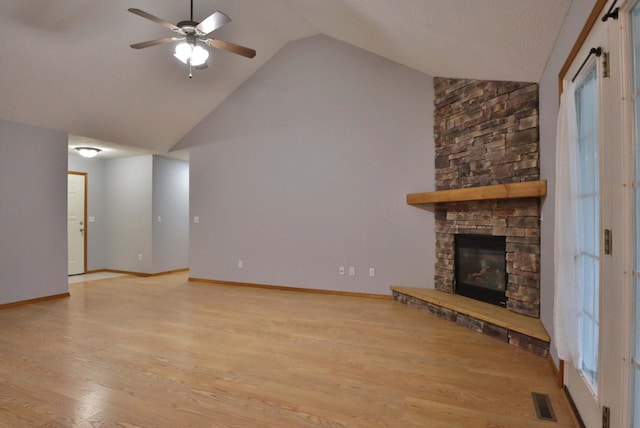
{"left": 614, "top": 1, "right": 637, "bottom": 426}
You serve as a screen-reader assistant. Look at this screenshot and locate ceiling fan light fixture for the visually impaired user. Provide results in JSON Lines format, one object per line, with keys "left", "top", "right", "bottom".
{"left": 76, "top": 147, "right": 102, "bottom": 158}
{"left": 174, "top": 42, "right": 192, "bottom": 64}
{"left": 190, "top": 45, "right": 209, "bottom": 66}
{"left": 173, "top": 42, "right": 209, "bottom": 66}
{"left": 128, "top": 5, "right": 255, "bottom": 77}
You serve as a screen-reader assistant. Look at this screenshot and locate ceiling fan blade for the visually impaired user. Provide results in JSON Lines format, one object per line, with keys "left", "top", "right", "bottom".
{"left": 128, "top": 8, "right": 180, "bottom": 32}
{"left": 130, "top": 37, "right": 180, "bottom": 49}
{"left": 205, "top": 39, "right": 256, "bottom": 58}
{"left": 196, "top": 11, "right": 231, "bottom": 35}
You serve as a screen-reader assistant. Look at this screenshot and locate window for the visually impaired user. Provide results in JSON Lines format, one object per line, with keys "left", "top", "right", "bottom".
{"left": 575, "top": 65, "right": 600, "bottom": 392}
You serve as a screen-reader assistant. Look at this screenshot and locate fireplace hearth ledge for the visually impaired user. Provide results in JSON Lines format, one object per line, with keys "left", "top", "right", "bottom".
{"left": 390, "top": 286, "right": 550, "bottom": 357}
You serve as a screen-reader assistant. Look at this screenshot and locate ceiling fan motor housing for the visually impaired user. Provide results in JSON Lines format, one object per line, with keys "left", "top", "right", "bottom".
{"left": 177, "top": 20, "right": 200, "bottom": 35}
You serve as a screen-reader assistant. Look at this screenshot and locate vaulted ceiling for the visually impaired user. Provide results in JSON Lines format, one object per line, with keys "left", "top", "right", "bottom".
{"left": 0, "top": 0, "right": 571, "bottom": 157}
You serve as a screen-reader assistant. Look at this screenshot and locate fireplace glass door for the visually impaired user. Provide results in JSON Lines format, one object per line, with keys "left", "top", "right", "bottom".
{"left": 454, "top": 234, "right": 507, "bottom": 307}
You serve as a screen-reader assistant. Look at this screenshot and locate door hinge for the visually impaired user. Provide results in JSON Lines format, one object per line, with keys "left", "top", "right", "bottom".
{"left": 603, "top": 51, "right": 610, "bottom": 78}
{"left": 604, "top": 229, "right": 612, "bottom": 255}
{"left": 602, "top": 406, "right": 610, "bottom": 428}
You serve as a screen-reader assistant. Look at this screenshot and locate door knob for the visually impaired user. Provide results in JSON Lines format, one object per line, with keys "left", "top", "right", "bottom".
{"left": 79, "top": 228, "right": 85, "bottom": 232}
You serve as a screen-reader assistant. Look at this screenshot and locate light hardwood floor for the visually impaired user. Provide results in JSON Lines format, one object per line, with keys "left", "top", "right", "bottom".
{"left": 0, "top": 273, "right": 575, "bottom": 427}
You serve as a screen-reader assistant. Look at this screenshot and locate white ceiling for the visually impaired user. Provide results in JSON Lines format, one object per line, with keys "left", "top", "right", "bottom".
{"left": 0, "top": 0, "right": 572, "bottom": 158}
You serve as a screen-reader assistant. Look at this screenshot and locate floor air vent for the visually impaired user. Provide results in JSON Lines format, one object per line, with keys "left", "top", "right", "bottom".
{"left": 532, "top": 392, "right": 557, "bottom": 422}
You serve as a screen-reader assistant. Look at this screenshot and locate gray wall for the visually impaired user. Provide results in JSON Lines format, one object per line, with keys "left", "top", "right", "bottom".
{"left": 68, "top": 154, "right": 107, "bottom": 271}
{"left": 0, "top": 119, "right": 68, "bottom": 304}
{"left": 152, "top": 156, "right": 189, "bottom": 272}
{"left": 539, "top": 0, "right": 597, "bottom": 363}
{"left": 104, "top": 155, "right": 154, "bottom": 273}
{"left": 179, "top": 35, "right": 435, "bottom": 295}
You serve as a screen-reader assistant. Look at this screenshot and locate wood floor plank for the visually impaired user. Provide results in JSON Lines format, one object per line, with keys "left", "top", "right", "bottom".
{"left": 0, "top": 273, "right": 575, "bottom": 427}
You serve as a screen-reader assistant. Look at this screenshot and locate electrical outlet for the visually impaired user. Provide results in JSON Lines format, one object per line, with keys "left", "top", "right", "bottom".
{"left": 349, "top": 267, "right": 355, "bottom": 276}
{"left": 369, "top": 268, "right": 375, "bottom": 277}
{"left": 194, "top": 216, "right": 200, "bottom": 224}
{"left": 138, "top": 254, "right": 143, "bottom": 261}
{"left": 157, "top": 216, "right": 162, "bottom": 223}
{"left": 238, "top": 260, "right": 243, "bottom": 269}
{"left": 339, "top": 266, "right": 345, "bottom": 275}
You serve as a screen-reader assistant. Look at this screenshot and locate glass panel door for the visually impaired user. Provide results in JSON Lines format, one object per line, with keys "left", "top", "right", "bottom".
{"left": 562, "top": 20, "right": 609, "bottom": 425}
{"left": 575, "top": 65, "right": 601, "bottom": 394}
{"left": 564, "top": 2, "right": 634, "bottom": 425}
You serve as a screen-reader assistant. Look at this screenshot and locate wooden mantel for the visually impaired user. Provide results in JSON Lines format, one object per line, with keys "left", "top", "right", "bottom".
{"left": 406, "top": 180, "right": 547, "bottom": 205}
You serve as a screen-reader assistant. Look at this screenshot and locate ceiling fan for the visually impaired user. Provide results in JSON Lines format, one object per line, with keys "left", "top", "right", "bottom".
{"left": 128, "top": 1, "right": 256, "bottom": 77}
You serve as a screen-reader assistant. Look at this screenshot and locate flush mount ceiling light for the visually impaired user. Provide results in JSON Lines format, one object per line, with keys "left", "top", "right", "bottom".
{"left": 76, "top": 147, "right": 102, "bottom": 158}
{"left": 128, "top": 0, "right": 256, "bottom": 78}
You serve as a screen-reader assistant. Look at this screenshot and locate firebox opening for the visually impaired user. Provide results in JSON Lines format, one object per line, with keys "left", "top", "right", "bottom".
{"left": 454, "top": 234, "right": 507, "bottom": 307}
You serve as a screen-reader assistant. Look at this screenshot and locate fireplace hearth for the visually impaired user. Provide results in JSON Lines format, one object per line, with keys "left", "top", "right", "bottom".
{"left": 455, "top": 234, "right": 507, "bottom": 307}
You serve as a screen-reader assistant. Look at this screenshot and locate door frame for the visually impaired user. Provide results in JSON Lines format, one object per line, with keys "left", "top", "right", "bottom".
{"left": 68, "top": 171, "right": 88, "bottom": 275}
{"left": 619, "top": 0, "right": 640, "bottom": 424}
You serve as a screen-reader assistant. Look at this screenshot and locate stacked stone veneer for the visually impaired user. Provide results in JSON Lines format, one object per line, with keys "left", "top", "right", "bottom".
{"left": 434, "top": 78, "right": 541, "bottom": 318}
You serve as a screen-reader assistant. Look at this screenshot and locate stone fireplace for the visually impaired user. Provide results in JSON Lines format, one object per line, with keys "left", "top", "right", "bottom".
{"left": 391, "top": 76, "right": 548, "bottom": 356}
{"left": 433, "top": 77, "right": 541, "bottom": 318}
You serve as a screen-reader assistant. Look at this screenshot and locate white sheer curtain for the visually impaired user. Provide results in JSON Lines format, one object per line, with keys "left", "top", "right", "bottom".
{"left": 553, "top": 82, "right": 582, "bottom": 364}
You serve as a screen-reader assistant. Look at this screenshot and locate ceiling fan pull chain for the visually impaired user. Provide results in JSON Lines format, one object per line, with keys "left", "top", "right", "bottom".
{"left": 188, "top": 62, "right": 193, "bottom": 79}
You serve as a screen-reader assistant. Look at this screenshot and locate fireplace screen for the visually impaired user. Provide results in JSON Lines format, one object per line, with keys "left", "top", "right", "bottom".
{"left": 455, "top": 234, "right": 507, "bottom": 307}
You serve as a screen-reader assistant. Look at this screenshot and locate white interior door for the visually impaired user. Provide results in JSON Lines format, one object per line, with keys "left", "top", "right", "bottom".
{"left": 68, "top": 172, "right": 86, "bottom": 275}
